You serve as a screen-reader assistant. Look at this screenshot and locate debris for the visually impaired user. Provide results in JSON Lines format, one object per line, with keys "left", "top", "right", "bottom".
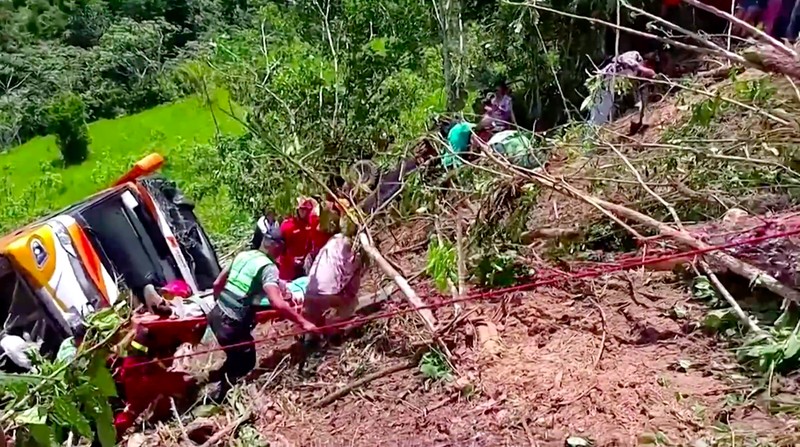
{"left": 185, "top": 418, "right": 216, "bottom": 444}
{"left": 314, "top": 361, "right": 416, "bottom": 408}
{"left": 197, "top": 409, "right": 252, "bottom": 447}
{"left": 126, "top": 433, "right": 148, "bottom": 447}
{"left": 476, "top": 319, "right": 500, "bottom": 355}
{"left": 588, "top": 298, "right": 606, "bottom": 369}
{"left": 699, "top": 260, "right": 765, "bottom": 335}
{"left": 358, "top": 232, "right": 454, "bottom": 360}
{"left": 170, "top": 398, "right": 191, "bottom": 446}
{"left": 566, "top": 436, "right": 593, "bottom": 446}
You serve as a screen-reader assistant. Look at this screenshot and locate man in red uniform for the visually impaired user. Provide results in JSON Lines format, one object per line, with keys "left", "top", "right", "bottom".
{"left": 279, "top": 199, "right": 329, "bottom": 280}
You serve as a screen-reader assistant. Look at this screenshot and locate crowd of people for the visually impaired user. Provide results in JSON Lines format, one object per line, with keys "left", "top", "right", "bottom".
{"left": 207, "top": 197, "right": 363, "bottom": 402}
{"left": 734, "top": 0, "right": 799, "bottom": 39}
{"left": 441, "top": 80, "right": 544, "bottom": 169}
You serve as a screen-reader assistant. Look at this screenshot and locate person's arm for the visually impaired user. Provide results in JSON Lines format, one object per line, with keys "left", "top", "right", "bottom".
{"left": 212, "top": 264, "right": 231, "bottom": 299}
{"left": 261, "top": 265, "right": 317, "bottom": 332}
{"left": 637, "top": 65, "right": 656, "bottom": 79}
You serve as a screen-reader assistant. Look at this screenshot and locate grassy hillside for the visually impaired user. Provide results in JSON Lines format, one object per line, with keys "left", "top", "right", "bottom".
{"left": 0, "top": 93, "right": 247, "bottom": 238}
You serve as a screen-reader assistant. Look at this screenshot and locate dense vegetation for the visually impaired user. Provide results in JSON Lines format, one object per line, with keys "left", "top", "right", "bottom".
{"left": 0, "top": 0, "right": 246, "bottom": 149}
{"left": 0, "top": 0, "right": 625, "bottom": 237}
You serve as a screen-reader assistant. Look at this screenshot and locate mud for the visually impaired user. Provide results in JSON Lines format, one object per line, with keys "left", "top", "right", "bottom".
{"left": 228, "top": 270, "right": 788, "bottom": 447}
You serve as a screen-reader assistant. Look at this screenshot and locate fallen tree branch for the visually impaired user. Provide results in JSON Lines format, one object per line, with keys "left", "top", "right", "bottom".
{"left": 357, "top": 232, "right": 454, "bottom": 359}
{"left": 478, "top": 150, "right": 800, "bottom": 307}
{"left": 314, "top": 361, "right": 416, "bottom": 408}
{"left": 603, "top": 141, "right": 685, "bottom": 230}
{"left": 456, "top": 216, "right": 467, "bottom": 300}
{"left": 588, "top": 298, "right": 607, "bottom": 369}
{"left": 681, "top": 0, "right": 797, "bottom": 60}
{"left": 699, "top": 260, "right": 765, "bottom": 335}
{"left": 515, "top": 0, "right": 756, "bottom": 67}
{"left": 197, "top": 409, "right": 252, "bottom": 447}
{"left": 170, "top": 398, "right": 191, "bottom": 446}
{"left": 595, "top": 198, "right": 800, "bottom": 305}
{"left": 358, "top": 233, "right": 438, "bottom": 330}
{"left": 623, "top": 1, "right": 747, "bottom": 65}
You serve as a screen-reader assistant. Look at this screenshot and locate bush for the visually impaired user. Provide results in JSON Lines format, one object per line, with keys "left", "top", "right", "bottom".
{"left": 47, "top": 92, "right": 91, "bottom": 165}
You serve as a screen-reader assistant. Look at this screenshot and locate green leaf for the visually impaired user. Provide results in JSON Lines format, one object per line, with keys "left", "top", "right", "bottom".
{"left": 52, "top": 396, "right": 92, "bottom": 438}
{"left": 192, "top": 404, "right": 222, "bottom": 418}
{"left": 0, "top": 373, "right": 42, "bottom": 385}
{"left": 579, "top": 94, "right": 594, "bottom": 111}
{"left": 88, "top": 357, "right": 117, "bottom": 398}
{"left": 785, "top": 334, "right": 800, "bottom": 360}
{"left": 702, "top": 309, "right": 738, "bottom": 332}
{"left": 366, "top": 37, "right": 387, "bottom": 56}
{"left": 419, "top": 363, "right": 438, "bottom": 379}
{"left": 92, "top": 402, "right": 117, "bottom": 447}
{"left": 27, "top": 424, "right": 57, "bottom": 447}
{"left": 16, "top": 407, "right": 46, "bottom": 426}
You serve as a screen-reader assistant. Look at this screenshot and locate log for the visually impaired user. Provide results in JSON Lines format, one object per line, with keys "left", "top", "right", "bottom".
{"left": 596, "top": 198, "right": 800, "bottom": 305}
{"left": 358, "top": 233, "right": 438, "bottom": 331}
{"left": 357, "top": 233, "right": 454, "bottom": 360}
{"left": 476, "top": 143, "right": 800, "bottom": 307}
{"left": 699, "top": 261, "right": 765, "bottom": 335}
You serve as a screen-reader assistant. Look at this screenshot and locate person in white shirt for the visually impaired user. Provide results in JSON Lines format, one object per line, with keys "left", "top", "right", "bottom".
{"left": 587, "top": 51, "right": 656, "bottom": 126}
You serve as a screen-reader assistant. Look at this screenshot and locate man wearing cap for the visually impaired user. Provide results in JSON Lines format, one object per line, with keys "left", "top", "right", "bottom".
{"left": 207, "top": 219, "right": 318, "bottom": 401}
{"left": 279, "top": 198, "right": 323, "bottom": 281}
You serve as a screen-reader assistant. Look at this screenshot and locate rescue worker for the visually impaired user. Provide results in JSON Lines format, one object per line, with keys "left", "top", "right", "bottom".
{"left": 208, "top": 221, "right": 318, "bottom": 401}
{"left": 484, "top": 81, "right": 516, "bottom": 133}
{"left": 114, "top": 324, "right": 198, "bottom": 436}
{"left": 279, "top": 198, "right": 321, "bottom": 280}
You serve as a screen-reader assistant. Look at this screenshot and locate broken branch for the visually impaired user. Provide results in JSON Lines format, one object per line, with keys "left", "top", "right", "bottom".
{"left": 699, "top": 260, "right": 765, "bottom": 335}
{"left": 314, "top": 361, "right": 416, "bottom": 408}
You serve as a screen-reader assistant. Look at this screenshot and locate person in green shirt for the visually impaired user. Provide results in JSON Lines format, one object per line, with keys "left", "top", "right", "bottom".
{"left": 207, "top": 219, "right": 317, "bottom": 401}
{"left": 442, "top": 119, "right": 483, "bottom": 169}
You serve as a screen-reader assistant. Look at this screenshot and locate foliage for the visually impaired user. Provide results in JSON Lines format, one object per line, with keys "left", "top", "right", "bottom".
{"left": 2, "top": 301, "right": 129, "bottom": 446}
{"left": 0, "top": 0, "right": 238, "bottom": 150}
{"left": 0, "top": 92, "right": 243, "bottom": 237}
{"left": 737, "top": 320, "right": 800, "bottom": 374}
{"left": 692, "top": 276, "right": 721, "bottom": 306}
{"left": 46, "top": 92, "right": 91, "bottom": 165}
{"left": 201, "top": 0, "right": 448, "bottom": 208}
{"left": 426, "top": 236, "right": 458, "bottom": 293}
{"left": 418, "top": 348, "right": 452, "bottom": 384}
{"left": 472, "top": 248, "right": 527, "bottom": 288}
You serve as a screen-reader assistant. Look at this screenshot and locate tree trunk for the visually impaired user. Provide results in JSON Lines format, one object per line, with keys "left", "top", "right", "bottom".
{"left": 435, "top": 0, "right": 464, "bottom": 111}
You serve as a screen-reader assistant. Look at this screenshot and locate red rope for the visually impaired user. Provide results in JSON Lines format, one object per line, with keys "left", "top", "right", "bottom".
{"left": 124, "top": 225, "right": 800, "bottom": 370}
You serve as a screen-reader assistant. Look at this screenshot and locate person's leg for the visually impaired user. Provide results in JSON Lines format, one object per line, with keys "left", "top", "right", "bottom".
{"left": 207, "top": 307, "right": 255, "bottom": 401}
{"left": 589, "top": 85, "right": 614, "bottom": 125}
{"left": 302, "top": 294, "right": 324, "bottom": 327}
{"left": 330, "top": 293, "right": 358, "bottom": 324}
{"left": 218, "top": 335, "right": 256, "bottom": 386}
{"left": 786, "top": 0, "right": 800, "bottom": 40}
{"left": 762, "top": 0, "right": 783, "bottom": 35}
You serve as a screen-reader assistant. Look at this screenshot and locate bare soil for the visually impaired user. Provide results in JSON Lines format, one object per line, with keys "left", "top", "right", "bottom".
{"left": 208, "top": 267, "right": 792, "bottom": 447}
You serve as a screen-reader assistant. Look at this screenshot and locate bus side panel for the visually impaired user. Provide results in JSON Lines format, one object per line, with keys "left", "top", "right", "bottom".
{"left": 3, "top": 221, "right": 105, "bottom": 332}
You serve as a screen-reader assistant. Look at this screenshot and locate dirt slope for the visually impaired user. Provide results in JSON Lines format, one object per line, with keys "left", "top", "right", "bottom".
{"left": 223, "top": 267, "right": 792, "bottom": 447}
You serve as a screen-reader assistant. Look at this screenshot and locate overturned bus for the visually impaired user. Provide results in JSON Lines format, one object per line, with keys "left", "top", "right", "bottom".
{"left": 0, "top": 154, "right": 220, "bottom": 365}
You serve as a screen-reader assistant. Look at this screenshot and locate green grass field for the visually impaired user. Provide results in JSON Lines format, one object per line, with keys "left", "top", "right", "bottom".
{"left": 0, "top": 93, "right": 247, "bottom": 237}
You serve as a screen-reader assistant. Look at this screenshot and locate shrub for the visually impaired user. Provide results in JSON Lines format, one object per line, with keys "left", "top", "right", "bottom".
{"left": 46, "top": 92, "right": 91, "bottom": 165}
